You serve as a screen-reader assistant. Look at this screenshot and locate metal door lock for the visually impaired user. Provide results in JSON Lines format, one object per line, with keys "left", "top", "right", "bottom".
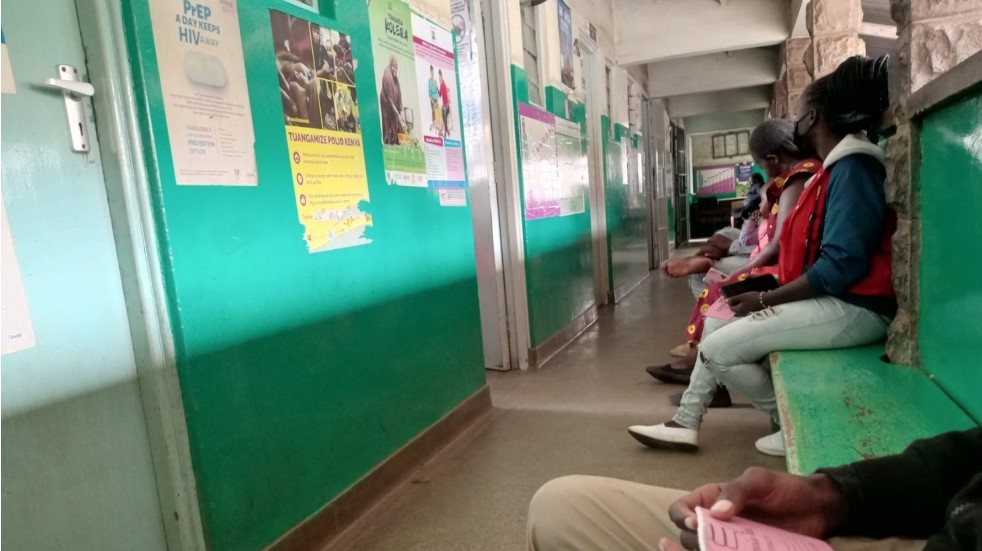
{"left": 42, "top": 65, "right": 93, "bottom": 153}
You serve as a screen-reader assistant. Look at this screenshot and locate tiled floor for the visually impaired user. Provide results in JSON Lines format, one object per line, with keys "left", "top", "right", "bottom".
{"left": 339, "top": 273, "right": 784, "bottom": 551}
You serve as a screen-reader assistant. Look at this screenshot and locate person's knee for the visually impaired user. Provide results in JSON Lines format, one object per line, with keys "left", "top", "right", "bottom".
{"left": 527, "top": 476, "right": 597, "bottom": 548}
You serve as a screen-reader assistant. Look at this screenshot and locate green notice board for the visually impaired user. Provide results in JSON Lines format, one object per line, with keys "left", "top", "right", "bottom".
{"left": 122, "top": 1, "right": 485, "bottom": 549}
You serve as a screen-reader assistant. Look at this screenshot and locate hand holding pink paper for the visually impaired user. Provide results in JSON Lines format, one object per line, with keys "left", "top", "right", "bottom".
{"left": 704, "top": 297, "right": 735, "bottom": 321}
{"left": 696, "top": 507, "right": 834, "bottom": 551}
{"left": 703, "top": 267, "right": 727, "bottom": 285}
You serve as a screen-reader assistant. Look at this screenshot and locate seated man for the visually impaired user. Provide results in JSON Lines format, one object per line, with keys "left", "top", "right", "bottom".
{"left": 527, "top": 428, "right": 981, "bottom": 551}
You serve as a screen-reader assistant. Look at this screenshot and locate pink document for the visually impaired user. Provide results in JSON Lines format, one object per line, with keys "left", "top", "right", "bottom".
{"left": 703, "top": 267, "right": 727, "bottom": 285}
{"left": 696, "top": 507, "right": 834, "bottom": 551}
{"left": 704, "top": 297, "right": 735, "bottom": 321}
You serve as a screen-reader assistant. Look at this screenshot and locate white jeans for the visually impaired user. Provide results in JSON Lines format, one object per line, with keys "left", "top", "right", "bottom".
{"left": 672, "top": 296, "right": 890, "bottom": 430}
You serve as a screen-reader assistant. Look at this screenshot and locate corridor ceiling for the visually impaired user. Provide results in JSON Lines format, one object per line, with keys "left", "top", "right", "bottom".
{"left": 616, "top": 0, "right": 896, "bottom": 123}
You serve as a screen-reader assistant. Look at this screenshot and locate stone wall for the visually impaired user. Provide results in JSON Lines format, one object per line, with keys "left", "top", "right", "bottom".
{"left": 885, "top": 0, "right": 982, "bottom": 365}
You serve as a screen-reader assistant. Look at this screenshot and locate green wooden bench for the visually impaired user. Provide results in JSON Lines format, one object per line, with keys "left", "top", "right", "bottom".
{"left": 771, "top": 344, "right": 978, "bottom": 474}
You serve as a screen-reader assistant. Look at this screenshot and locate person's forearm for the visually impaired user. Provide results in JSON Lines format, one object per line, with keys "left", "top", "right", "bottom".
{"left": 738, "top": 241, "right": 778, "bottom": 271}
{"left": 760, "top": 275, "right": 815, "bottom": 307}
{"left": 818, "top": 428, "right": 982, "bottom": 539}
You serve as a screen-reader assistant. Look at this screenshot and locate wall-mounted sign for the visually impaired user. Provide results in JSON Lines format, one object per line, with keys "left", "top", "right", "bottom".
{"left": 1, "top": 198, "right": 36, "bottom": 355}
{"left": 269, "top": 9, "right": 372, "bottom": 252}
{"left": 148, "top": 0, "right": 257, "bottom": 185}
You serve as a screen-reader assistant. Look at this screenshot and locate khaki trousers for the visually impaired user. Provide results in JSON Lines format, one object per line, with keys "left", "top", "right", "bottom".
{"left": 527, "top": 476, "right": 925, "bottom": 551}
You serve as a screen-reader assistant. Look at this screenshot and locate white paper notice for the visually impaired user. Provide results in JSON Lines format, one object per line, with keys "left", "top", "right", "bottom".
{"left": 1, "top": 199, "right": 36, "bottom": 355}
{"left": 149, "top": 0, "right": 257, "bottom": 185}
{"left": 438, "top": 188, "right": 467, "bottom": 207}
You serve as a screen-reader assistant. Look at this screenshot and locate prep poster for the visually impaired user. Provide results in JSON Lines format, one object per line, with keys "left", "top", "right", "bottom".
{"left": 148, "top": 0, "right": 257, "bottom": 185}
{"left": 412, "top": 14, "right": 465, "bottom": 188}
{"left": 518, "top": 102, "right": 560, "bottom": 220}
{"left": 270, "top": 10, "right": 372, "bottom": 253}
{"left": 369, "top": 0, "right": 426, "bottom": 186}
{"left": 556, "top": 118, "right": 586, "bottom": 215}
{"left": 557, "top": 0, "right": 574, "bottom": 89}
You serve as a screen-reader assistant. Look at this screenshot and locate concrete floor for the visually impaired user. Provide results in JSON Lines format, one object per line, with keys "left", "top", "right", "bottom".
{"left": 339, "top": 274, "right": 784, "bottom": 551}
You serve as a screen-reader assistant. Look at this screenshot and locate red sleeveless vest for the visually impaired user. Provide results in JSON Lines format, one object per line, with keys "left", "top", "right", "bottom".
{"left": 777, "top": 162, "right": 895, "bottom": 296}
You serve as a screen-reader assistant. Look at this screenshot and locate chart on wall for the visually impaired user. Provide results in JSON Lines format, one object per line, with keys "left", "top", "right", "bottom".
{"left": 147, "top": 0, "right": 257, "bottom": 185}
{"left": 696, "top": 165, "right": 737, "bottom": 195}
{"left": 555, "top": 118, "right": 586, "bottom": 215}
{"left": 269, "top": 9, "right": 372, "bottom": 253}
{"left": 519, "top": 102, "right": 587, "bottom": 220}
{"left": 370, "top": 0, "right": 466, "bottom": 188}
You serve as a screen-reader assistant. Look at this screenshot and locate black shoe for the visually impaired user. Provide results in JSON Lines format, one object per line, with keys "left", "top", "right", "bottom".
{"left": 670, "top": 385, "right": 732, "bottom": 408}
{"left": 645, "top": 364, "right": 693, "bottom": 385}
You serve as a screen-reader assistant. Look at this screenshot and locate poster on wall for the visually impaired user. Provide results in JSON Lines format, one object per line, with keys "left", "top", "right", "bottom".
{"left": 369, "top": 0, "right": 427, "bottom": 187}
{"left": 519, "top": 102, "right": 560, "bottom": 220}
{"left": 148, "top": 0, "right": 257, "bottom": 185}
{"left": 557, "top": 0, "right": 574, "bottom": 90}
{"left": 696, "top": 165, "right": 737, "bottom": 195}
{"left": 735, "top": 161, "right": 754, "bottom": 196}
{"left": 269, "top": 9, "right": 372, "bottom": 253}
{"left": 555, "top": 118, "right": 586, "bottom": 215}
{"left": 411, "top": 13, "right": 466, "bottom": 188}
{"left": 1, "top": 199, "right": 36, "bottom": 355}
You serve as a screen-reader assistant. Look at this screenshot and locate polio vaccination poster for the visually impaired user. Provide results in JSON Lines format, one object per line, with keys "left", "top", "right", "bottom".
{"left": 555, "top": 118, "right": 586, "bottom": 215}
{"left": 148, "top": 0, "right": 257, "bottom": 185}
{"left": 518, "top": 102, "right": 560, "bottom": 220}
{"left": 269, "top": 9, "right": 372, "bottom": 253}
{"left": 369, "top": 0, "right": 427, "bottom": 187}
{"left": 411, "top": 14, "right": 465, "bottom": 188}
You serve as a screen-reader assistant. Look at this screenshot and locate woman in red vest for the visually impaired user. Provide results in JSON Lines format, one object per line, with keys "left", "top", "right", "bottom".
{"left": 629, "top": 55, "right": 895, "bottom": 457}
{"left": 646, "top": 119, "right": 821, "bottom": 395}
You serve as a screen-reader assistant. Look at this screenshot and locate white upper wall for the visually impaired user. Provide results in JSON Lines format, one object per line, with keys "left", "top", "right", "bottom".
{"left": 613, "top": 0, "right": 790, "bottom": 65}
{"left": 647, "top": 49, "right": 779, "bottom": 98}
{"left": 406, "top": 0, "right": 452, "bottom": 27}
{"left": 666, "top": 85, "right": 771, "bottom": 118}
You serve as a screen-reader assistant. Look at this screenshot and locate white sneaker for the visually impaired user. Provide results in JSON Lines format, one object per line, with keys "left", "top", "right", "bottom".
{"left": 628, "top": 423, "right": 699, "bottom": 451}
{"left": 755, "top": 430, "right": 786, "bottom": 457}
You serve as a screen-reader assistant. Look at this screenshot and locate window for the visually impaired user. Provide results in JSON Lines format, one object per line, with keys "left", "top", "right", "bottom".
{"left": 520, "top": 5, "right": 542, "bottom": 105}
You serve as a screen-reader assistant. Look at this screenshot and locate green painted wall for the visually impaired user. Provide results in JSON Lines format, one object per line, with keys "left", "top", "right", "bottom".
{"left": 122, "top": 2, "right": 486, "bottom": 549}
{"left": 918, "top": 90, "right": 982, "bottom": 422}
{"left": 602, "top": 117, "right": 650, "bottom": 295}
{"left": 511, "top": 67, "right": 595, "bottom": 347}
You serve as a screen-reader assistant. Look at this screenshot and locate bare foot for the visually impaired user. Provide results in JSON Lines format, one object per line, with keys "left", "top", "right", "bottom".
{"left": 661, "top": 256, "right": 714, "bottom": 277}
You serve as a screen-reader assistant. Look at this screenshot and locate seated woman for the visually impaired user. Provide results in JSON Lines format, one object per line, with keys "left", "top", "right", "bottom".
{"left": 630, "top": 55, "right": 896, "bottom": 457}
{"left": 647, "top": 119, "right": 819, "bottom": 381}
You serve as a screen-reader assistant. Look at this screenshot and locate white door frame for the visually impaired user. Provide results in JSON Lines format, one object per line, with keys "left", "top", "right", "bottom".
{"left": 457, "top": 0, "right": 512, "bottom": 371}
{"left": 482, "top": 0, "right": 531, "bottom": 369}
{"left": 579, "top": 35, "right": 610, "bottom": 307}
{"left": 75, "top": 0, "right": 205, "bottom": 548}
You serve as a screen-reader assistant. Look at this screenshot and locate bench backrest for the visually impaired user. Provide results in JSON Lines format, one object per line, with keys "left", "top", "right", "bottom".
{"left": 917, "top": 85, "right": 982, "bottom": 423}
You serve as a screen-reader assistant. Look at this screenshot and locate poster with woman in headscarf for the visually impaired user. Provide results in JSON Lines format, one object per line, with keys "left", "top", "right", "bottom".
{"left": 369, "top": 0, "right": 427, "bottom": 187}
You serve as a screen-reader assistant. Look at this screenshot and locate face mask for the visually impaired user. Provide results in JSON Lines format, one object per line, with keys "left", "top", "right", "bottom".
{"left": 792, "top": 111, "right": 816, "bottom": 157}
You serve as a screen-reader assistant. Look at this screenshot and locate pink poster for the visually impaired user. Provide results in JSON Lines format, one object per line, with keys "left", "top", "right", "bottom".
{"left": 519, "top": 102, "right": 561, "bottom": 220}
{"left": 412, "top": 13, "right": 465, "bottom": 188}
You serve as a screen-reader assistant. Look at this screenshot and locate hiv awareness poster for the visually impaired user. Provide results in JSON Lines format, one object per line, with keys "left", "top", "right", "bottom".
{"left": 147, "top": 0, "right": 257, "bottom": 185}
{"left": 370, "top": 0, "right": 466, "bottom": 188}
{"left": 269, "top": 9, "right": 372, "bottom": 253}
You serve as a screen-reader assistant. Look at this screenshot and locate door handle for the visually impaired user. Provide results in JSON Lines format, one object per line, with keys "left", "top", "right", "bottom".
{"left": 42, "top": 78, "right": 95, "bottom": 98}
{"left": 45, "top": 65, "right": 91, "bottom": 153}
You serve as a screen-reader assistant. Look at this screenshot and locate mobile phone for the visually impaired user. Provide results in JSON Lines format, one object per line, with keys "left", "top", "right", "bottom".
{"left": 720, "top": 274, "right": 780, "bottom": 299}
